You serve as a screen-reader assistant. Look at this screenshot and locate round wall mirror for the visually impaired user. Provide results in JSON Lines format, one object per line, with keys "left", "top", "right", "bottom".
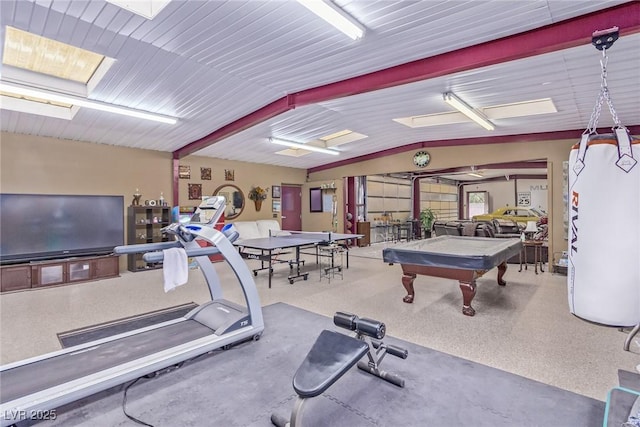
{"left": 213, "top": 184, "right": 245, "bottom": 220}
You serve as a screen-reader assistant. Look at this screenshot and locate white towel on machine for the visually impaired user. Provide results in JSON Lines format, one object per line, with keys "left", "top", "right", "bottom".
{"left": 162, "top": 247, "right": 188, "bottom": 292}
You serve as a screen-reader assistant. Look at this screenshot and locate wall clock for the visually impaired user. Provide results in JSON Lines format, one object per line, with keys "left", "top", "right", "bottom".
{"left": 413, "top": 151, "right": 431, "bottom": 168}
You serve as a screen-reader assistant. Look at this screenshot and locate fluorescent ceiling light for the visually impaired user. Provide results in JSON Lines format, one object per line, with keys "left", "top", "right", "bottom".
{"left": 467, "top": 166, "right": 484, "bottom": 178}
{"left": 296, "top": 0, "right": 365, "bottom": 40}
{"left": 269, "top": 137, "right": 339, "bottom": 155}
{"left": 443, "top": 92, "right": 495, "bottom": 131}
{"left": 0, "top": 82, "right": 177, "bottom": 124}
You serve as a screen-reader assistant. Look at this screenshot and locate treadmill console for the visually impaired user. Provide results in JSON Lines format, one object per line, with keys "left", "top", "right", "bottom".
{"left": 188, "top": 196, "right": 226, "bottom": 225}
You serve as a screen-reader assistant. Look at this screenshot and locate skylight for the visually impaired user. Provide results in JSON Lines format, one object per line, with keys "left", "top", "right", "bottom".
{"left": 3, "top": 27, "right": 104, "bottom": 84}
{"left": 393, "top": 98, "right": 557, "bottom": 128}
{"left": 106, "top": 0, "right": 172, "bottom": 20}
{"left": 319, "top": 129, "right": 368, "bottom": 147}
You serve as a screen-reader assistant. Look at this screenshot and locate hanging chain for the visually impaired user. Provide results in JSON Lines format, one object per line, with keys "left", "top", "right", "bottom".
{"left": 585, "top": 46, "right": 622, "bottom": 134}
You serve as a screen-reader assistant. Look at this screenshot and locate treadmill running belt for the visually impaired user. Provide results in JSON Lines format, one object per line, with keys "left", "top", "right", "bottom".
{"left": 0, "top": 320, "right": 214, "bottom": 404}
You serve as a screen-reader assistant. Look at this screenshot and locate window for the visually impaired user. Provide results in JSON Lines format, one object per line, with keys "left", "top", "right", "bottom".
{"left": 310, "top": 188, "right": 322, "bottom": 212}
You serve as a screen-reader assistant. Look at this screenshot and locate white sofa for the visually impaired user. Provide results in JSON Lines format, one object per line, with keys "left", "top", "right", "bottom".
{"left": 232, "top": 219, "right": 287, "bottom": 240}
{"left": 232, "top": 220, "right": 292, "bottom": 262}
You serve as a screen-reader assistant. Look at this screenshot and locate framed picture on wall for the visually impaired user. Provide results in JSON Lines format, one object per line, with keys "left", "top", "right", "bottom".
{"left": 179, "top": 165, "right": 191, "bottom": 179}
{"left": 224, "top": 169, "right": 235, "bottom": 181}
{"left": 188, "top": 183, "right": 202, "bottom": 200}
{"left": 272, "top": 200, "right": 281, "bottom": 212}
{"left": 201, "top": 167, "right": 211, "bottom": 180}
{"left": 272, "top": 185, "right": 281, "bottom": 198}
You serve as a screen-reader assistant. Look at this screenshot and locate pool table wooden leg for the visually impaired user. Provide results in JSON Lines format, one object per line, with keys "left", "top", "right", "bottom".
{"left": 459, "top": 281, "right": 477, "bottom": 316}
{"left": 401, "top": 272, "right": 417, "bottom": 303}
{"left": 496, "top": 261, "right": 507, "bottom": 286}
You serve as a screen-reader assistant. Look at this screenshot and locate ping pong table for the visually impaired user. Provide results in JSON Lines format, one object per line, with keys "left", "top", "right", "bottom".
{"left": 234, "top": 231, "right": 362, "bottom": 288}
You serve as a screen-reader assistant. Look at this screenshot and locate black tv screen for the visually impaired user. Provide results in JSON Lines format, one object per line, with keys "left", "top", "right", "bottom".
{"left": 0, "top": 194, "right": 124, "bottom": 264}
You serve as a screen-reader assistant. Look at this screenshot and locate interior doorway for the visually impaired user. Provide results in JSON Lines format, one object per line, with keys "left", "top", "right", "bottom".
{"left": 281, "top": 185, "right": 302, "bottom": 231}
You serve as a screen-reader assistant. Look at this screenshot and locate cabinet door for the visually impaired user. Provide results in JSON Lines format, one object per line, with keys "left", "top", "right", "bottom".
{"left": 68, "top": 260, "right": 91, "bottom": 282}
{"left": 33, "top": 263, "right": 66, "bottom": 287}
{"left": 94, "top": 256, "right": 119, "bottom": 278}
{"left": 0, "top": 265, "right": 32, "bottom": 292}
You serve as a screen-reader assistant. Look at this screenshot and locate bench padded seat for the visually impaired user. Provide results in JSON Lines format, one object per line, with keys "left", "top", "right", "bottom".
{"left": 293, "top": 330, "right": 368, "bottom": 399}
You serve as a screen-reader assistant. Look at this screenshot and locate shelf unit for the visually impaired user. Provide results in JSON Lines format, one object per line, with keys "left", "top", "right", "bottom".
{"left": 0, "top": 255, "right": 119, "bottom": 293}
{"left": 127, "top": 206, "right": 171, "bottom": 272}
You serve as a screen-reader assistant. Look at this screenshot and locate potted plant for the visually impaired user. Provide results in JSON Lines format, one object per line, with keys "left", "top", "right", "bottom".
{"left": 420, "top": 208, "right": 437, "bottom": 238}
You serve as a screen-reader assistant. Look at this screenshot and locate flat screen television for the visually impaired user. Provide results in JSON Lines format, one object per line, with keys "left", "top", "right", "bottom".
{"left": 0, "top": 194, "right": 124, "bottom": 264}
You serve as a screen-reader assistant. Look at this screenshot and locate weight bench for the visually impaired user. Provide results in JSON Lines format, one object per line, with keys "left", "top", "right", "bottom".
{"left": 271, "top": 312, "right": 408, "bottom": 427}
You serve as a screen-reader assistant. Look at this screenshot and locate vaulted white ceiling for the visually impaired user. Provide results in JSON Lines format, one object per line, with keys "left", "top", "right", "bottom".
{"left": 1, "top": 1, "right": 638, "bottom": 172}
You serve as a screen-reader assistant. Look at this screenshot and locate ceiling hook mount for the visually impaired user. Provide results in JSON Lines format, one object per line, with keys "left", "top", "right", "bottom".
{"left": 591, "top": 26, "right": 619, "bottom": 51}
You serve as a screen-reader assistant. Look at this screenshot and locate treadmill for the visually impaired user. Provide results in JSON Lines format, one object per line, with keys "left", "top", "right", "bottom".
{"left": 0, "top": 196, "right": 264, "bottom": 426}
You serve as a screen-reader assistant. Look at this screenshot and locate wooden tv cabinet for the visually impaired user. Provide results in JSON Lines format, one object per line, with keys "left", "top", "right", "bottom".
{"left": 0, "top": 255, "right": 119, "bottom": 293}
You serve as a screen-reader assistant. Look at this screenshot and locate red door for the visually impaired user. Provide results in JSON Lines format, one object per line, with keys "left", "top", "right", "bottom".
{"left": 281, "top": 185, "right": 302, "bottom": 231}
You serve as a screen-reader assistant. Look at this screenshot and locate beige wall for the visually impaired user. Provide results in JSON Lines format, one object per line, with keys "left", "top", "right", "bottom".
{"left": 175, "top": 155, "right": 307, "bottom": 221}
{"left": 1, "top": 131, "right": 575, "bottom": 263}
{"left": 301, "top": 179, "right": 344, "bottom": 232}
{"left": 0, "top": 132, "right": 307, "bottom": 269}
{"left": 308, "top": 139, "right": 575, "bottom": 261}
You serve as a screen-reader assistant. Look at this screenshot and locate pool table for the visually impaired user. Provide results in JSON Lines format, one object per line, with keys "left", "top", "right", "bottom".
{"left": 383, "top": 236, "right": 522, "bottom": 316}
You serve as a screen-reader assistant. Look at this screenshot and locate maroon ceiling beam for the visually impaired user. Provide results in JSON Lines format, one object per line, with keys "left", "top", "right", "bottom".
{"left": 175, "top": 96, "right": 294, "bottom": 159}
{"left": 413, "top": 161, "right": 547, "bottom": 177}
{"left": 174, "top": 2, "right": 640, "bottom": 160}
{"left": 307, "top": 125, "right": 640, "bottom": 174}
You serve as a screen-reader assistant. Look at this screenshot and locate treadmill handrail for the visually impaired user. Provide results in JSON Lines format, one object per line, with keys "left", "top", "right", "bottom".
{"left": 114, "top": 241, "right": 180, "bottom": 254}
{"left": 143, "top": 246, "right": 215, "bottom": 262}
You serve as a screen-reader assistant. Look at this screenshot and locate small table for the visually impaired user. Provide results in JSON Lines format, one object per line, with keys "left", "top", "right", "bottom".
{"left": 319, "top": 244, "right": 344, "bottom": 283}
{"left": 519, "top": 240, "right": 544, "bottom": 274}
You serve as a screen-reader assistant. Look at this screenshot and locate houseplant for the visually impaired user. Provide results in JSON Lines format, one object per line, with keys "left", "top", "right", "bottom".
{"left": 420, "top": 208, "right": 437, "bottom": 238}
{"left": 248, "top": 186, "right": 268, "bottom": 211}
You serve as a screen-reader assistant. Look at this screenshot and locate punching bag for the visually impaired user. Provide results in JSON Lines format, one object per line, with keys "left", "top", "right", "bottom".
{"left": 567, "top": 29, "right": 640, "bottom": 326}
{"left": 567, "top": 131, "right": 640, "bottom": 326}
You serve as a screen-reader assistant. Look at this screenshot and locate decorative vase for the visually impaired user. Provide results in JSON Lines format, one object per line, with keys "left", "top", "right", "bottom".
{"left": 254, "top": 199, "right": 262, "bottom": 211}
